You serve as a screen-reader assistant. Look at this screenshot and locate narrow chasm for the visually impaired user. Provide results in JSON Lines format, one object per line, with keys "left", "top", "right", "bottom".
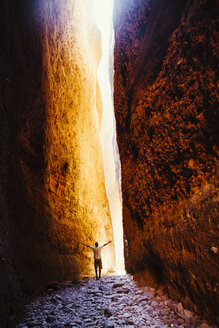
{"left": 0, "top": 0, "right": 218, "bottom": 327}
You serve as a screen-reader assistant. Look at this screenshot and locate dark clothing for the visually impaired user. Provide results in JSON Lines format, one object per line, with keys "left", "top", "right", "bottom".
{"left": 94, "top": 258, "right": 102, "bottom": 271}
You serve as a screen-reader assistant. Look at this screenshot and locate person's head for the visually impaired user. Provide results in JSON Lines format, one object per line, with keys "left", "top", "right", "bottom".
{"left": 95, "top": 242, "right": 98, "bottom": 247}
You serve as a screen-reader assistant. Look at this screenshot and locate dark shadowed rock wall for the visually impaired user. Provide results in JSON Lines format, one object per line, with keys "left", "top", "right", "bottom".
{"left": 114, "top": 0, "right": 219, "bottom": 323}
{"left": 0, "top": 0, "right": 114, "bottom": 325}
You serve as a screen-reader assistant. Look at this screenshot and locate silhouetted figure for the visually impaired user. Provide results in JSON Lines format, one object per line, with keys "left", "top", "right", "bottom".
{"left": 82, "top": 241, "right": 111, "bottom": 279}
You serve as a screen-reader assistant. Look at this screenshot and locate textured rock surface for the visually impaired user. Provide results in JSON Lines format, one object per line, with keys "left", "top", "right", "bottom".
{"left": 0, "top": 0, "right": 114, "bottom": 325}
{"left": 16, "top": 275, "right": 216, "bottom": 328}
{"left": 114, "top": 0, "right": 219, "bottom": 324}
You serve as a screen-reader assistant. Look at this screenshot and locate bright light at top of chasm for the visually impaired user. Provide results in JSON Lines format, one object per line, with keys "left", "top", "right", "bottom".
{"left": 92, "top": 0, "right": 125, "bottom": 273}
{"left": 93, "top": 0, "right": 114, "bottom": 33}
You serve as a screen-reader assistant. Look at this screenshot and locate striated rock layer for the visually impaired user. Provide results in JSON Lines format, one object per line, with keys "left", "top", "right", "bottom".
{"left": 0, "top": 0, "right": 114, "bottom": 325}
{"left": 114, "top": 0, "right": 218, "bottom": 324}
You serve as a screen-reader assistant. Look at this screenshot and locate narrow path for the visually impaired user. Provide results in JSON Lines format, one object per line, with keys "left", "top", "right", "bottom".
{"left": 17, "top": 275, "right": 215, "bottom": 328}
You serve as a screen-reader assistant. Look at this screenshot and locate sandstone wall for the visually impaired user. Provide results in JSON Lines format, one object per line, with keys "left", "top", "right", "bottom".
{"left": 114, "top": 0, "right": 218, "bottom": 323}
{"left": 0, "top": 0, "right": 114, "bottom": 325}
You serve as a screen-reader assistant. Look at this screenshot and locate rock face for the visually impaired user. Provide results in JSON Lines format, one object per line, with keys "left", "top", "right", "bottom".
{"left": 0, "top": 0, "right": 114, "bottom": 325}
{"left": 114, "top": 0, "right": 218, "bottom": 324}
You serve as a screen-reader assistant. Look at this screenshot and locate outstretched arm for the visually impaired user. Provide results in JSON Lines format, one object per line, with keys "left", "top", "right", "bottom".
{"left": 102, "top": 241, "right": 112, "bottom": 247}
{"left": 81, "top": 243, "right": 92, "bottom": 248}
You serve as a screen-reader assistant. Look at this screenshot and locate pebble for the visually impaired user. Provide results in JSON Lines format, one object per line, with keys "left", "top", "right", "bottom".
{"left": 184, "top": 309, "right": 194, "bottom": 318}
{"left": 104, "top": 308, "right": 113, "bottom": 317}
{"left": 104, "top": 320, "right": 114, "bottom": 328}
{"left": 16, "top": 274, "right": 216, "bottom": 328}
{"left": 200, "top": 323, "right": 212, "bottom": 328}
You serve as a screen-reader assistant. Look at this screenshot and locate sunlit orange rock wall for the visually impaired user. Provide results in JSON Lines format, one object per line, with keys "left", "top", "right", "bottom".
{"left": 114, "top": 0, "right": 218, "bottom": 323}
{"left": 0, "top": 0, "right": 114, "bottom": 324}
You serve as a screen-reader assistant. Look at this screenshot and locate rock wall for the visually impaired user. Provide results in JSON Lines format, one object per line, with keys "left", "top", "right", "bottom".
{"left": 0, "top": 0, "right": 114, "bottom": 325}
{"left": 114, "top": 0, "right": 218, "bottom": 323}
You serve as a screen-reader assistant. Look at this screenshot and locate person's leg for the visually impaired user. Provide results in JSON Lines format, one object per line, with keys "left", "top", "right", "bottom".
{"left": 99, "top": 259, "right": 103, "bottom": 278}
{"left": 94, "top": 260, "right": 98, "bottom": 279}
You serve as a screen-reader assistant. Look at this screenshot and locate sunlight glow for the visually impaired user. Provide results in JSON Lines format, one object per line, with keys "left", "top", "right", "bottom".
{"left": 92, "top": 0, "right": 125, "bottom": 273}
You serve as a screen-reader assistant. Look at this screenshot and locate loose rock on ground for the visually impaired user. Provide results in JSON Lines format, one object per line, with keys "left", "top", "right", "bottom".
{"left": 16, "top": 274, "right": 216, "bottom": 328}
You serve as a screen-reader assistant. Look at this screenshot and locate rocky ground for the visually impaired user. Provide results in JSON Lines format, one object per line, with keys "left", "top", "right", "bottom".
{"left": 16, "top": 274, "right": 216, "bottom": 328}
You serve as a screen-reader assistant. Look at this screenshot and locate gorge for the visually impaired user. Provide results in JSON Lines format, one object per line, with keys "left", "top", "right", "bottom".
{"left": 0, "top": 0, "right": 218, "bottom": 326}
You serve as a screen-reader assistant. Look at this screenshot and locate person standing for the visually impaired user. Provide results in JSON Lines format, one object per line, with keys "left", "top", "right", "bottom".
{"left": 82, "top": 241, "right": 111, "bottom": 279}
